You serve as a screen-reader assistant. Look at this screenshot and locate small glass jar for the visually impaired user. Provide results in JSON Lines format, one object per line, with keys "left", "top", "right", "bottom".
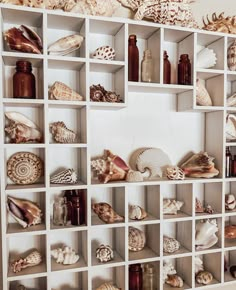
{"left": 53, "top": 197, "right": 67, "bottom": 226}
{"left": 143, "top": 263, "right": 156, "bottom": 290}
{"left": 129, "top": 263, "right": 143, "bottom": 290}
{"left": 178, "top": 54, "right": 191, "bottom": 85}
{"left": 141, "top": 49, "right": 153, "bottom": 82}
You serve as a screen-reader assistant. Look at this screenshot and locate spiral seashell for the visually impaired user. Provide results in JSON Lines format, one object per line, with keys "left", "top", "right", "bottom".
{"left": 228, "top": 40, "right": 236, "bottom": 71}
{"left": 51, "top": 246, "right": 79, "bottom": 265}
{"left": 92, "top": 202, "right": 124, "bottom": 224}
{"left": 50, "top": 168, "right": 77, "bottom": 184}
{"left": 92, "top": 45, "right": 116, "bottom": 60}
{"left": 12, "top": 250, "right": 42, "bottom": 273}
{"left": 49, "top": 81, "right": 83, "bottom": 101}
{"left": 163, "top": 236, "right": 180, "bottom": 253}
{"left": 129, "top": 205, "right": 147, "bottom": 220}
{"left": 225, "top": 194, "right": 236, "bottom": 210}
{"left": 96, "top": 283, "right": 121, "bottom": 290}
{"left": 197, "top": 47, "right": 217, "bottom": 69}
{"left": 166, "top": 166, "right": 185, "bottom": 180}
{"left": 7, "top": 152, "right": 43, "bottom": 185}
{"left": 196, "top": 79, "right": 212, "bottom": 106}
{"left": 50, "top": 121, "right": 76, "bottom": 143}
{"left": 128, "top": 226, "right": 146, "bottom": 251}
{"left": 196, "top": 271, "right": 213, "bottom": 285}
{"left": 166, "top": 274, "right": 184, "bottom": 288}
{"left": 163, "top": 199, "right": 184, "bottom": 215}
{"left": 96, "top": 244, "right": 114, "bottom": 262}
{"left": 48, "top": 34, "right": 83, "bottom": 56}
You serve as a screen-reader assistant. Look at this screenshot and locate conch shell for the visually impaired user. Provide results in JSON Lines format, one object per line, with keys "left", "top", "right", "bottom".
{"left": 196, "top": 79, "right": 212, "bottom": 106}
{"left": 202, "top": 12, "right": 236, "bottom": 34}
{"left": 7, "top": 196, "right": 42, "bottom": 228}
{"left": 195, "top": 219, "right": 218, "bottom": 250}
{"left": 51, "top": 246, "right": 79, "bottom": 265}
{"left": 163, "top": 199, "right": 184, "bottom": 215}
{"left": 129, "top": 205, "right": 147, "bottom": 220}
{"left": 226, "top": 114, "right": 236, "bottom": 141}
{"left": 48, "top": 34, "right": 83, "bottom": 56}
{"left": 96, "top": 283, "right": 121, "bottom": 290}
{"left": 50, "top": 168, "right": 77, "bottom": 184}
{"left": 49, "top": 81, "right": 83, "bottom": 101}
{"left": 166, "top": 274, "right": 184, "bottom": 288}
{"left": 225, "top": 225, "right": 236, "bottom": 239}
{"left": 50, "top": 121, "right": 76, "bottom": 143}
{"left": 92, "top": 202, "right": 124, "bottom": 224}
{"left": 11, "top": 250, "right": 42, "bottom": 273}
{"left": 180, "top": 152, "right": 219, "bottom": 178}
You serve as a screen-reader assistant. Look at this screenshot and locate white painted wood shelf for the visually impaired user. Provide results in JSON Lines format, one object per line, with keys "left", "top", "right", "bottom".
{"left": 0, "top": 3, "right": 236, "bottom": 290}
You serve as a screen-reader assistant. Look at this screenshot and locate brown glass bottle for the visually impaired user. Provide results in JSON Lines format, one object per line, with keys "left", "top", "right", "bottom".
{"left": 163, "top": 50, "right": 171, "bottom": 84}
{"left": 128, "top": 35, "right": 139, "bottom": 82}
{"left": 226, "top": 146, "right": 232, "bottom": 178}
{"left": 178, "top": 54, "right": 191, "bottom": 85}
{"left": 71, "top": 196, "right": 81, "bottom": 226}
{"left": 13, "top": 60, "right": 36, "bottom": 99}
{"left": 129, "top": 264, "right": 143, "bottom": 290}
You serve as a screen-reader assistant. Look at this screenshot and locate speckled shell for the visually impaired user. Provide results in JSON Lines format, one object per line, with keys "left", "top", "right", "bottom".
{"left": 48, "top": 34, "right": 83, "bottom": 55}
{"left": 92, "top": 46, "right": 115, "bottom": 60}
{"left": 228, "top": 40, "right": 236, "bottom": 71}
{"left": 92, "top": 202, "right": 124, "bottom": 224}
{"left": 196, "top": 271, "right": 213, "bottom": 285}
{"left": 225, "top": 194, "right": 236, "bottom": 210}
{"left": 96, "top": 244, "right": 114, "bottom": 262}
{"left": 49, "top": 81, "right": 83, "bottom": 101}
{"left": 166, "top": 274, "right": 184, "bottom": 288}
{"left": 12, "top": 250, "right": 42, "bottom": 273}
{"left": 96, "top": 283, "right": 121, "bottom": 290}
{"left": 50, "top": 168, "right": 77, "bottom": 184}
{"left": 50, "top": 121, "right": 76, "bottom": 143}
{"left": 166, "top": 166, "right": 185, "bottom": 180}
{"left": 7, "top": 152, "right": 43, "bottom": 185}
{"left": 129, "top": 205, "right": 147, "bottom": 220}
{"left": 128, "top": 226, "right": 146, "bottom": 251}
{"left": 163, "top": 236, "right": 180, "bottom": 253}
{"left": 196, "top": 79, "right": 212, "bottom": 106}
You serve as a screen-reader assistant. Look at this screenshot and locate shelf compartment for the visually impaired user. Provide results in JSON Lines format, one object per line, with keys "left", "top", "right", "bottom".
{"left": 225, "top": 181, "right": 236, "bottom": 214}
{"left": 129, "top": 224, "right": 160, "bottom": 261}
{"left": 91, "top": 227, "right": 125, "bottom": 266}
{"left": 224, "top": 249, "right": 236, "bottom": 283}
{"left": 225, "top": 216, "right": 236, "bottom": 248}
{"left": 50, "top": 271, "right": 88, "bottom": 290}
{"left": 91, "top": 186, "right": 125, "bottom": 226}
{"left": 9, "top": 277, "right": 47, "bottom": 290}
{"left": 50, "top": 230, "right": 87, "bottom": 271}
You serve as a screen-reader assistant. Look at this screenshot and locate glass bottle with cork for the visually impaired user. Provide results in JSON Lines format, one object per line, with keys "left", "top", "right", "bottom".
{"left": 128, "top": 34, "right": 139, "bottom": 82}
{"left": 129, "top": 263, "right": 143, "bottom": 290}
{"left": 141, "top": 49, "right": 153, "bottom": 82}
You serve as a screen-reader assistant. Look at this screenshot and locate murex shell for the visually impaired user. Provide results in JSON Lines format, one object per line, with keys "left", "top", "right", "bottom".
{"left": 48, "top": 34, "right": 83, "bottom": 55}
{"left": 166, "top": 166, "right": 185, "bottom": 180}
{"left": 225, "top": 194, "right": 236, "bottom": 210}
{"left": 92, "top": 46, "right": 116, "bottom": 60}
{"left": 166, "top": 274, "right": 184, "bottom": 288}
{"left": 50, "top": 168, "right": 77, "bottom": 184}
{"left": 202, "top": 12, "right": 236, "bottom": 34}
{"left": 228, "top": 40, "right": 236, "bottom": 71}
{"left": 196, "top": 79, "right": 212, "bottom": 106}
{"left": 129, "top": 205, "right": 147, "bottom": 220}
{"left": 196, "top": 271, "right": 213, "bottom": 285}
{"left": 96, "top": 283, "right": 121, "bottom": 290}
{"left": 128, "top": 226, "right": 146, "bottom": 251}
{"left": 50, "top": 121, "right": 76, "bottom": 143}
{"left": 163, "top": 236, "right": 180, "bottom": 254}
{"left": 7, "top": 152, "right": 43, "bottom": 185}
{"left": 195, "top": 219, "right": 218, "bottom": 250}
{"left": 92, "top": 202, "right": 124, "bottom": 224}
{"left": 12, "top": 250, "right": 42, "bottom": 273}
{"left": 96, "top": 244, "right": 114, "bottom": 263}
{"left": 197, "top": 47, "right": 217, "bottom": 69}
{"left": 163, "top": 199, "right": 184, "bottom": 215}
{"left": 225, "top": 225, "right": 236, "bottom": 239}
{"left": 226, "top": 114, "right": 236, "bottom": 141}
{"left": 51, "top": 246, "right": 79, "bottom": 265}
{"left": 7, "top": 196, "right": 42, "bottom": 228}
{"left": 49, "top": 81, "right": 83, "bottom": 101}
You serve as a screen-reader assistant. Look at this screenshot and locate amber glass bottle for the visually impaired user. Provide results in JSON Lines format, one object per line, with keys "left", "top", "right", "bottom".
{"left": 163, "top": 50, "right": 171, "bottom": 84}
{"left": 129, "top": 263, "right": 143, "bottom": 290}
{"left": 178, "top": 54, "right": 191, "bottom": 85}
{"left": 128, "top": 35, "right": 139, "bottom": 82}
{"left": 13, "top": 60, "right": 36, "bottom": 99}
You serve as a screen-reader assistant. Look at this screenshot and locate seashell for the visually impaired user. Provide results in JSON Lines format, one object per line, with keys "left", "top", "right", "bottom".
{"left": 90, "top": 84, "right": 121, "bottom": 103}
{"left": 163, "top": 261, "right": 177, "bottom": 283}
{"left": 7, "top": 152, "right": 43, "bottom": 185}
{"left": 202, "top": 12, "right": 236, "bottom": 34}
{"left": 126, "top": 170, "right": 144, "bottom": 182}
{"left": 50, "top": 168, "right": 77, "bottom": 184}
{"left": 196, "top": 271, "right": 213, "bottom": 285}
{"left": 129, "top": 205, "right": 147, "bottom": 220}
{"left": 196, "top": 79, "right": 212, "bottom": 106}
{"left": 226, "top": 114, "right": 236, "bottom": 141}
{"left": 130, "top": 148, "right": 172, "bottom": 179}
{"left": 204, "top": 204, "right": 214, "bottom": 214}
{"left": 195, "top": 219, "right": 218, "bottom": 250}
{"left": 16, "top": 285, "right": 26, "bottom": 290}
{"left": 166, "top": 274, "right": 184, "bottom": 288}
{"left": 96, "top": 244, "right": 114, "bottom": 263}
{"left": 180, "top": 151, "right": 219, "bottom": 178}
{"left": 50, "top": 121, "right": 76, "bottom": 143}
{"left": 11, "top": 250, "right": 42, "bottom": 273}
{"left": 92, "top": 45, "right": 116, "bottom": 60}
{"left": 163, "top": 199, "right": 184, "bottom": 215}
{"left": 163, "top": 236, "right": 180, "bottom": 254}
{"left": 48, "top": 34, "right": 83, "bottom": 56}
{"left": 195, "top": 256, "right": 204, "bottom": 274}
{"left": 92, "top": 202, "right": 124, "bottom": 224}
{"left": 51, "top": 246, "right": 79, "bottom": 265}
{"left": 96, "top": 283, "right": 121, "bottom": 290}
{"left": 128, "top": 226, "right": 146, "bottom": 251}
{"left": 49, "top": 81, "right": 83, "bottom": 101}
{"left": 5, "top": 111, "right": 42, "bottom": 144}
{"left": 227, "top": 92, "right": 236, "bottom": 107}
{"left": 230, "top": 265, "right": 236, "bottom": 278}
{"left": 225, "top": 225, "right": 236, "bottom": 239}
{"left": 228, "top": 40, "right": 236, "bottom": 71}
{"left": 195, "top": 198, "right": 204, "bottom": 213}
{"left": 225, "top": 194, "right": 236, "bottom": 210}
{"left": 166, "top": 166, "right": 185, "bottom": 180}
{"left": 197, "top": 47, "right": 217, "bottom": 69}
{"left": 7, "top": 196, "right": 42, "bottom": 228}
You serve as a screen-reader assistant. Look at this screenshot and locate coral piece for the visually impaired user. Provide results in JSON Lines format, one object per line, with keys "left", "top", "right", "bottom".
{"left": 225, "top": 225, "right": 236, "bottom": 239}
{"left": 195, "top": 198, "right": 204, "bottom": 213}
{"left": 7, "top": 196, "right": 42, "bottom": 228}
{"left": 195, "top": 256, "right": 204, "bottom": 274}
{"left": 48, "top": 34, "right": 83, "bottom": 56}
{"left": 180, "top": 151, "right": 219, "bottom": 178}
{"left": 128, "top": 226, "right": 146, "bottom": 251}
{"left": 196, "top": 271, "right": 213, "bottom": 285}
{"left": 163, "top": 236, "right": 180, "bottom": 254}
{"left": 7, "top": 152, "right": 43, "bottom": 185}
{"left": 96, "top": 283, "right": 121, "bottom": 290}
{"left": 4, "top": 25, "right": 42, "bottom": 54}
{"left": 165, "top": 274, "right": 184, "bottom": 288}
{"left": 225, "top": 194, "right": 236, "bottom": 210}
{"left": 202, "top": 12, "right": 236, "bottom": 34}
{"left": 51, "top": 246, "right": 79, "bottom": 265}
{"left": 50, "top": 121, "right": 76, "bottom": 143}
{"left": 166, "top": 166, "right": 185, "bottom": 180}
{"left": 92, "top": 202, "right": 124, "bottom": 224}
{"left": 163, "top": 199, "right": 184, "bottom": 215}
{"left": 92, "top": 46, "right": 116, "bottom": 60}
{"left": 91, "top": 150, "right": 130, "bottom": 183}
{"left": 195, "top": 219, "right": 218, "bottom": 250}
{"left": 196, "top": 79, "right": 213, "bottom": 106}
{"left": 5, "top": 111, "right": 42, "bottom": 144}
{"left": 50, "top": 168, "right": 77, "bottom": 184}
{"left": 230, "top": 265, "right": 236, "bottom": 278}
{"left": 228, "top": 40, "right": 236, "bottom": 71}
{"left": 11, "top": 250, "right": 42, "bottom": 273}
{"left": 96, "top": 244, "right": 114, "bottom": 262}
{"left": 227, "top": 93, "right": 236, "bottom": 107}
{"left": 126, "top": 170, "right": 144, "bottom": 182}
{"left": 49, "top": 81, "right": 83, "bottom": 101}
{"left": 226, "top": 114, "right": 236, "bottom": 141}
{"left": 129, "top": 205, "right": 147, "bottom": 220}
{"left": 197, "top": 48, "right": 217, "bottom": 69}
{"left": 90, "top": 84, "right": 122, "bottom": 103}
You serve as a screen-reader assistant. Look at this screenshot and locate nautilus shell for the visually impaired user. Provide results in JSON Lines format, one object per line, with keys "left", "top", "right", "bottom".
{"left": 196, "top": 271, "right": 213, "bottom": 285}
{"left": 7, "top": 152, "right": 43, "bottom": 185}
{"left": 196, "top": 79, "right": 212, "bottom": 106}
{"left": 50, "top": 168, "right": 77, "bottom": 184}
{"left": 225, "top": 194, "right": 236, "bottom": 210}
{"left": 228, "top": 40, "right": 236, "bottom": 71}
{"left": 11, "top": 250, "right": 42, "bottom": 273}
{"left": 163, "top": 199, "right": 184, "bottom": 215}
{"left": 128, "top": 226, "right": 146, "bottom": 251}
{"left": 92, "top": 46, "right": 116, "bottom": 60}
{"left": 163, "top": 236, "right": 180, "bottom": 253}
{"left": 49, "top": 81, "right": 83, "bottom": 101}
{"left": 92, "top": 202, "right": 124, "bottom": 224}
{"left": 96, "top": 283, "right": 121, "bottom": 290}
{"left": 166, "top": 274, "right": 184, "bottom": 288}
{"left": 197, "top": 47, "right": 217, "bottom": 69}
{"left": 166, "top": 166, "right": 185, "bottom": 180}
{"left": 50, "top": 121, "right": 76, "bottom": 143}
{"left": 48, "top": 34, "right": 83, "bottom": 56}
{"left": 195, "top": 219, "right": 218, "bottom": 250}
{"left": 96, "top": 244, "right": 114, "bottom": 263}
{"left": 129, "top": 205, "right": 147, "bottom": 220}
{"left": 225, "top": 225, "right": 236, "bottom": 239}
{"left": 51, "top": 246, "right": 79, "bottom": 265}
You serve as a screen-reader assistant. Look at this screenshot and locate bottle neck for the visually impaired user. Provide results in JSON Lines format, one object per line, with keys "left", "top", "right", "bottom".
{"left": 179, "top": 54, "right": 189, "bottom": 62}
{"left": 16, "top": 61, "right": 32, "bottom": 73}
{"left": 143, "top": 50, "right": 152, "bottom": 60}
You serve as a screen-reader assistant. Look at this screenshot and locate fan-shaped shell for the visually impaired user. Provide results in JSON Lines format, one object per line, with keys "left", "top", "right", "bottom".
{"left": 92, "top": 45, "right": 116, "bottom": 60}
{"left": 96, "top": 244, "right": 114, "bottom": 262}
{"left": 48, "top": 34, "right": 83, "bottom": 56}
{"left": 228, "top": 40, "right": 236, "bottom": 71}
{"left": 196, "top": 79, "right": 212, "bottom": 106}
{"left": 7, "top": 152, "right": 43, "bottom": 185}
{"left": 50, "top": 168, "right": 77, "bottom": 184}
{"left": 226, "top": 114, "right": 236, "bottom": 141}
{"left": 128, "top": 226, "right": 146, "bottom": 251}
{"left": 197, "top": 47, "right": 217, "bottom": 69}
{"left": 129, "top": 205, "right": 147, "bottom": 220}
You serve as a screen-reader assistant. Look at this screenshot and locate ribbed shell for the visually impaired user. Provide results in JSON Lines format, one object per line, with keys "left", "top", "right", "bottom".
{"left": 50, "top": 168, "right": 77, "bottom": 184}
{"left": 50, "top": 121, "right": 76, "bottom": 143}
{"left": 196, "top": 79, "right": 212, "bottom": 106}
{"left": 163, "top": 236, "right": 180, "bottom": 253}
{"left": 96, "top": 283, "right": 120, "bottom": 290}
{"left": 92, "top": 46, "right": 116, "bottom": 60}
{"left": 128, "top": 226, "right": 146, "bottom": 251}
{"left": 228, "top": 40, "right": 236, "bottom": 71}
{"left": 49, "top": 81, "right": 83, "bottom": 101}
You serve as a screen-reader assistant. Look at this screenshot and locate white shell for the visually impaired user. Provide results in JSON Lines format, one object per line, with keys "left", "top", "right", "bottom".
{"left": 163, "top": 236, "right": 180, "bottom": 253}
{"left": 196, "top": 79, "right": 212, "bottom": 106}
{"left": 96, "top": 244, "right": 114, "bottom": 262}
{"left": 50, "top": 121, "right": 77, "bottom": 143}
{"left": 51, "top": 246, "right": 79, "bottom": 265}
{"left": 126, "top": 170, "right": 143, "bottom": 182}
{"left": 227, "top": 92, "right": 236, "bottom": 107}
{"left": 129, "top": 205, "right": 147, "bottom": 220}
{"left": 195, "top": 256, "right": 204, "bottom": 274}
{"left": 166, "top": 166, "right": 185, "bottom": 180}
{"left": 197, "top": 47, "right": 217, "bottom": 69}
{"left": 96, "top": 283, "right": 120, "bottom": 290}
{"left": 50, "top": 168, "right": 77, "bottom": 184}
{"left": 225, "top": 194, "right": 236, "bottom": 210}
{"left": 195, "top": 219, "right": 218, "bottom": 250}
{"left": 128, "top": 226, "right": 146, "bottom": 251}
{"left": 163, "top": 261, "right": 177, "bottom": 283}
{"left": 163, "top": 199, "right": 184, "bottom": 215}
{"left": 48, "top": 34, "right": 83, "bottom": 56}
{"left": 5, "top": 111, "right": 38, "bottom": 128}
{"left": 226, "top": 114, "right": 236, "bottom": 141}
{"left": 92, "top": 45, "right": 115, "bottom": 60}
{"left": 228, "top": 40, "right": 236, "bottom": 71}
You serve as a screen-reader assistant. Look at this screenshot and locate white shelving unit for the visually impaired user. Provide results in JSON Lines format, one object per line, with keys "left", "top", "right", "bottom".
{"left": 0, "top": 3, "right": 236, "bottom": 290}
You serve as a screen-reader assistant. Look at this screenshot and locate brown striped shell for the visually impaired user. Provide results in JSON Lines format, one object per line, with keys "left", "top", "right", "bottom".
{"left": 128, "top": 226, "right": 146, "bottom": 251}
{"left": 50, "top": 121, "right": 76, "bottom": 143}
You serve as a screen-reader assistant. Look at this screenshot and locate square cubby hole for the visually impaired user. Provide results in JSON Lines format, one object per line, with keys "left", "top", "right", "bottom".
{"left": 225, "top": 181, "right": 236, "bottom": 214}
{"left": 226, "top": 74, "right": 236, "bottom": 108}
{"left": 9, "top": 277, "right": 47, "bottom": 290}
{"left": 50, "top": 271, "right": 88, "bottom": 290}
{"left": 91, "top": 186, "right": 125, "bottom": 226}
{"left": 127, "top": 184, "right": 160, "bottom": 223}
{"left": 225, "top": 215, "right": 236, "bottom": 248}
{"left": 224, "top": 249, "right": 236, "bottom": 283}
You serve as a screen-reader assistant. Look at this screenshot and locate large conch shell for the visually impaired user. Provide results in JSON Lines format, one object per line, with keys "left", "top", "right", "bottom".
{"left": 7, "top": 196, "right": 42, "bottom": 228}
{"left": 5, "top": 111, "right": 42, "bottom": 143}
{"left": 195, "top": 219, "right": 218, "bottom": 250}
{"left": 96, "top": 283, "right": 121, "bottom": 290}
{"left": 228, "top": 40, "right": 236, "bottom": 71}
{"left": 128, "top": 226, "right": 146, "bottom": 251}
{"left": 4, "top": 25, "right": 42, "bottom": 54}
{"left": 11, "top": 250, "right": 42, "bottom": 273}
{"left": 51, "top": 246, "right": 79, "bottom": 265}
{"left": 202, "top": 12, "right": 236, "bottom": 34}
{"left": 227, "top": 93, "right": 236, "bottom": 107}
{"left": 50, "top": 168, "right": 78, "bottom": 184}
{"left": 49, "top": 81, "right": 83, "bottom": 101}
{"left": 180, "top": 152, "right": 219, "bottom": 178}
{"left": 129, "top": 205, "right": 147, "bottom": 220}
{"left": 92, "top": 202, "right": 124, "bottom": 224}
{"left": 196, "top": 79, "right": 212, "bottom": 106}
{"left": 197, "top": 47, "right": 217, "bottom": 69}
{"left": 226, "top": 114, "right": 236, "bottom": 141}
{"left": 48, "top": 34, "right": 83, "bottom": 56}
{"left": 163, "top": 199, "right": 184, "bottom": 215}
{"left": 50, "top": 121, "right": 76, "bottom": 143}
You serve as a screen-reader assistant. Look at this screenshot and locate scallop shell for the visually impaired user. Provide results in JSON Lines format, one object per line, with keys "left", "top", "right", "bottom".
{"left": 196, "top": 79, "right": 212, "bottom": 106}
{"left": 166, "top": 166, "right": 185, "bottom": 180}
{"left": 12, "top": 250, "right": 42, "bottom": 273}
{"left": 226, "top": 114, "right": 236, "bottom": 141}
{"left": 7, "top": 152, "right": 43, "bottom": 185}
{"left": 92, "top": 45, "right": 116, "bottom": 60}
{"left": 163, "top": 199, "right": 184, "bottom": 215}
{"left": 48, "top": 34, "right": 83, "bottom": 56}
{"left": 166, "top": 274, "right": 184, "bottom": 288}
{"left": 129, "top": 205, "right": 147, "bottom": 220}
{"left": 163, "top": 236, "right": 180, "bottom": 253}
{"left": 128, "top": 226, "right": 146, "bottom": 251}
{"left": 50, "top": 121, "right": 76, "bottom": 143}
{"left": 96, "top": 283, "right": 121, "bottom": 290}
{"left": 227, "top": 92, "right": 236, "bottom": 107}
{"left": 196, "top": 271, "right": 213, "bottom": 285}
{"left": 96, "top": 244, "right": 114, "bottom": 263}
{"left": 225, "top": 194, "right": 236, "bottom": 210}
{"left": 197, "top": 47, "right": 217, "bottom": 69}
{"left": 228, "top": 40, "right": 236, "bottom": 71}
{"left": 126, "top": 170, "right": 144, "bottom": 182}
{"left": 51, "top": 246, "right": 79, "bottom": 265}
{"left": 49, "top": 81, "right": 83, "bottom": 101}
{"left": 50, "top": 168, "right": 77, "bottom": 184}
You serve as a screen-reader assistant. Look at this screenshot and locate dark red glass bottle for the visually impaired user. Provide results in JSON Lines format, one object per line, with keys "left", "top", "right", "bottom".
{"left": 226, "top": 146, "right": 232, "bottom": 178}
{"left": 128, "top": 35, "right": 139, "bottom": 82}
{"left": 178, "top": 54, "right": 191, "bottom": 85}
{"left": 129, "top": 264, "right": 143, "bottom": 290}
{"left": 13, "top": 60, "right": 36, "bottom": 99}
{"left": 71, "top": 196, "right": 81, "bottom": 226}
{"left": 163, "top": 50, "right": 171, "bottom": 84}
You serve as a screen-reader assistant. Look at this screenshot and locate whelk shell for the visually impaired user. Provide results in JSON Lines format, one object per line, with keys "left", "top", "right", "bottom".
{"left": 51, "top": 246, "right": 79, "bottom": 265}
{"left": 48, "top": 34, "right": 83, "bottom": 56}
{"left": 129, "top": 205, "right": 147, "bottom": 220}
{"left": 11, "top": 250, "right": 42, "bottom": 273}
{"left": 50, "top": 121, "right": 76, "bottom": 143}
{"left": 92, "top": 45, "right": 116, "bottom": 60}
{"left": 96, "top": 244, "right": 114, "bottom": 263}
{"left": 92, "top": 202, "right": 124, "bottom": 224}
{"left": 96, "top": 283, "right": 121, "bottom": 290}
{"left": 196, "top": 79, "right": 212, "bottom": 106}
{"left": 128, "top": 226, "right": 146, "bottom": 252}
{"left": 49, "top": 81, "right": 83, "bottom": 101}
{"left": 50, "top": 168, "right": 77, "bottom": 184}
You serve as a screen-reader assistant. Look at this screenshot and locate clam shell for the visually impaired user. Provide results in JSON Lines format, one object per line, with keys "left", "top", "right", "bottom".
{"left": 96, "top": 283, "right": 121, "bottom": 290}
{"left": 163, "top": 236, "right": 180, "bottom": 253}
{"left": 196, "top": 271, "right": 213, "bottom": 285}
{"left": 50, "top": 121, "right": 76, "bottom": 143}
{"left": 96, "top": 244, "right": 114, "bottom": 262}
{"left": 7, "top": 152, "right": 43, "bottom": 185}
{"left": 225, "top": 194, "right": 236, "bottom": 210}
{"left": 129, "top": 205, "right": 147, "bottom": 220}
{"left": 128, "top": 226, "right": 146, "bottom": 251}
{"left": 197, "top": 47, "right": 217, "bottom": 69}
{"left": 92, "top": 45, "right": 116, "bottom": 60}
{"left": 50, "top": 168, "right": 77, "bottom": 184}
{"left": 228, "top": 40, "right": 236, "bottom": 71}
{"left": 48, "top": 34, "right": 83, "bottom": 56}
{"left": 49, "top": 81, "right": 83, "bottom": 101}
{"left": 226, "top": 114, "right": 236, "bottom": 141}
{"left": 196, "top": 79, "right": 212, "bottom": 106}
{"left": 227, "top": 92, "right": 236, "bottom": 107}
{"left": 166, "top": 274, "right": 184, "bottom": 288}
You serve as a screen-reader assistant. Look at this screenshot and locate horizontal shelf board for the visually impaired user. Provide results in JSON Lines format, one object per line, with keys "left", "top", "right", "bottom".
{"left": 4, "top": 143, "right": 45, "bottom": 149}
{"left": 225, "top": 209, "right": 236, "bottom": 216}
{"left": 3, "top": 99, "right": 44, "bottom": 107}
{"left": 7, "top": 263, "right": 47, "bottom": 280}
{"left": 193, "top": 105, "right": 224, "bottom": 112}
{"left": 48, "top": 143, "right": 87, "bottom": 148}
{"left": 91, "top": 215, "right": 125, "bottom": 227}
{"left": 128, "top": 219, "right": 160, "bottom": 226}
{"left": 224, "top": 272, "right": 236, "bottom": 284}
{"left": 51, "top": 256, "right": 87, "bottom": 272}
{"left": 7, "top": 223, "right": 46, "bottom": 236}
{"left": 127, "top": 257, "right": 160, "bottom": 265}
{"left": 129, "top": 246, "right": 159, "bottom": 261}
{"left": 195, "top": 278, "right": 220, "bottom": 288}
{"left": 89, "top": 102, "right": 126, "bottom": 110}
{"left": 163, "top": 245, "right": 191, "bottom": 257}
{"left": 195, "top": 212, "right": 223, "bottom": 220}
{"left": 50, "top": 223, "right": 87, "bottom": 231}
{"left": 49, "top": 182, "right": 87, "bottom": 191}
{"left": 163, "top": 211, "right": 191, "bottom": 221}
{"left": 128, "top": 214, "right": 159, "bottom": 224}
{"left": 226, "top": 142, "right": 236, "bottom": 146}
{"left": 47, "top": 56, "right": 86, "bottom": 70}
{"left": 90, "top": 59, "right": 125, "bottom": 73}
{"left": 225, "top": 177, "right": 236, "bottom": 182}
{"left": 5, "top": 183, "right": 46, "bottom": 193}
{"left": 226, "top": 107, "right": 236, "bottom": 112}
{"left": 164, "top": 281, "right": 191, "bottom": 290}
{"left": 195, "top": 245, "right": 222, "bottom": 255}
{"left": 2, "top": 52, "right": 43, "bottom": 66}
{"left": 92, "top": 250, "right": 124, "bottom": 266}
{"left": 48, "top": 100, "right": 87, "bottom": 109}
{"left": 196, "top": 68, "right": 224, "bottom": 78}
{"left": 225, "top": 239, "right": 236, "bottom": 248}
